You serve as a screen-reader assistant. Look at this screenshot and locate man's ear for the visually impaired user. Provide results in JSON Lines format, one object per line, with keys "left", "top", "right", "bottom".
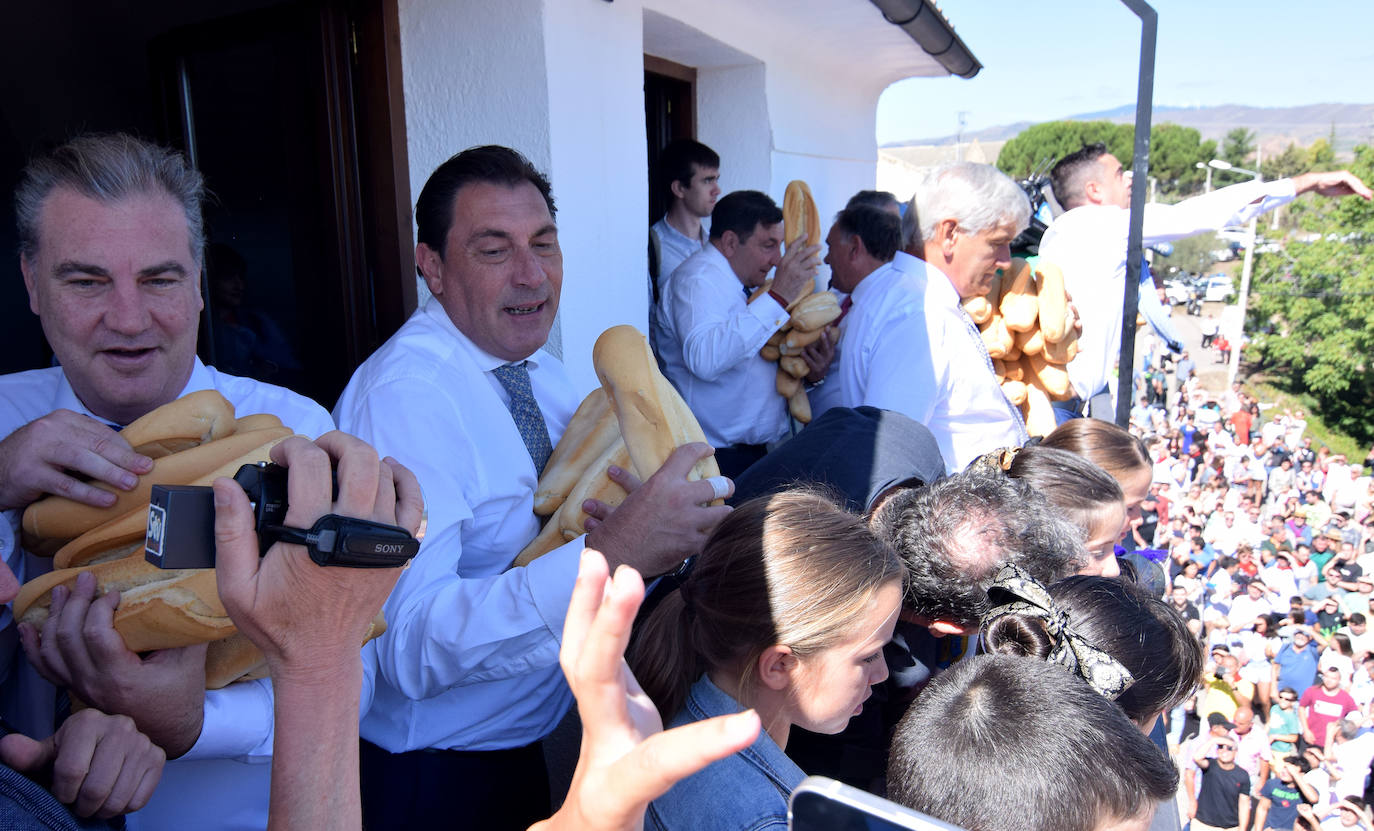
{"left": 756, "top": 645, "right": 797, "bottom": 692}
{"left": 416, "top": 243, "right": 445, "bottom": 297}
{"left": 670, "top": 178, "right": 688, "bottom": 201}
{"left": 19, "top": 256, "right": 39, "bottom": 315}
{"left": 935, "top": 219, "right": 960, "bottom": 260}
{"left": 719, "top": 230, "right": 740, "bottom": 258}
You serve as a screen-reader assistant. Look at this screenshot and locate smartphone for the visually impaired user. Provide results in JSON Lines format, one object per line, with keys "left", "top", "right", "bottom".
{"left": 789, "top": 776, "right": 968, "bottom": 831}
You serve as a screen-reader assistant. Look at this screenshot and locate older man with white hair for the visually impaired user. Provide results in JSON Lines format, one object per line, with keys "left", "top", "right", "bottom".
{"left": 815, "top": 162, "right": 1030, "bottom": 473}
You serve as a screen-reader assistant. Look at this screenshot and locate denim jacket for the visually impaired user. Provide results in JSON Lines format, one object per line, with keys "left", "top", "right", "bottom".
{"left": 646, "top": 674, "right": 804, "bottom": 831}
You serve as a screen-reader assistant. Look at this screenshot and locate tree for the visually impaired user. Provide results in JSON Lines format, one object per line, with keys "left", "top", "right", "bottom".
{"left": 996, "top": 120, "right": 1215, "bottom": 198}
{"left": 995, "top": 121, "right": 1131, "bottom": 180}
{"left": 1245, "top": 144, "right": 1374, "bottom": 443}
{"left": 1260, "top": 142, "right": 1311, "bottom": 182}
{"left": 1150, "top": 124, "right": 1217, "bottom": 197}
{"left": 1221, "top": 127, "right": 1257, "bottom": 165}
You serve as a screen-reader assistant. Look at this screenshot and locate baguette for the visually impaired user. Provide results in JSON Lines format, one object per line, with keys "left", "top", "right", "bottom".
{"left": 593, "top": 326, "right": 718, "bottom": 486}
{"left": 1035, "top": 262, "right": 1071, "bottom": 342}
{"left": 999, "top": 258, "right": 1039, "bottom": 333}
{"left": 1012, "top": 325, "right": 1045, "bottom": 357}
{"left": 963, "top": 296, "right": 994, "bottom": 326}
{"left": 760, "top": 343, "right": 781, "bottom": 362}
{"left": 1001, "top": 379, "right": 1029, "bottom": 407}
{"left": 780, "top": 355, "right": 809, "bottom": 379}
{"left": 1041, "top": 325, "right": 1080, "bottom": 365}
{"left": 120, "top": 390, "right": 237, "bottom": 459}
{"left": 789, "top": 292, "right": 841, "bottom": 331}
{"left": 783, "top": 326, "right": 825, "bottom": 351}
{"left": 787, "top": 389, "right": 812, "bottom": 424}
{"left": 233, "top": 413, "right": 283, "bottom": 433}
{"left": 14, "top": 556, "right": 233, "bottom": 653}
{"left": 776, "top": 369, "right": 802, "bottom": 399}
{"left": 1024, "top": 352, "right": 1073, "bottom": 400}
{"left": 53, "top": 505, "right": 148, "bottom": 569}
{"left": 982, "top": 314, "right": 1013, "bottom": 360}
{"left": 23, "top": 427, "right": 293, "bottom": 541}
{"left": 782, "top": 180, "right": 821, "bottom": 249}
{"left": 533, "top": 389, "right": 618, "bottom": 516}
{"left": 558, "top": 438, "right": 632, "bottom": 540}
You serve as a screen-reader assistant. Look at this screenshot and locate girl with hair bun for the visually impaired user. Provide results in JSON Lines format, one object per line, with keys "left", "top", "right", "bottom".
{"left": 981, "top": 564, "right": 1204, "bottom": 732}
{"left": 627, "top": 489, "right": 904, "bottom": 831}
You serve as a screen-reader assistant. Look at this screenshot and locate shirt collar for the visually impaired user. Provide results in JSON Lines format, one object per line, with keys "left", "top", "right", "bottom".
{"left": 51, "top": 358, "right": 211, "bottom": 428}
{"left": 422, "top": 296, "right": 546, "bottom": 372}
{"left": 850, "top": 258, "right": 904, "bottom": 305}
{"left": 922, "top": 261, "right": 962, "bottom": 310}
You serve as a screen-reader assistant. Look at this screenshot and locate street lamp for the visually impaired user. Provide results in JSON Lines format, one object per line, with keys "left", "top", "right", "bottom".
{"left": 1206, "top": 159, "right": 1261, "bottom": 386}
{"left": 1195, "top": 161, "right": 1213, "bottom": 193}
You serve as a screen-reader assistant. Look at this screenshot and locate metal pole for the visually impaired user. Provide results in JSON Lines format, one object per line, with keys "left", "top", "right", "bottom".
{"left": 1114, "top": 0, "right": 1157, "bottom": 428}
{"left": 1228, "top": 207, "right": 1259, "bottom": 385}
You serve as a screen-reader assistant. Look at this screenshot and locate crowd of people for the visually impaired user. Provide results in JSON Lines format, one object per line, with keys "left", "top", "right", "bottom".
{"left": 1121, "top": 346, "right": 1374, "bottom": 831}
{"left": 0, "top": 130, "right": 1370, "bottom": 831}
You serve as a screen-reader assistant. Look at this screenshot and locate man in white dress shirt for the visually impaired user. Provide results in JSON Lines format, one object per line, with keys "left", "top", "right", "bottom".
{"left": 820, "top": 164, "right": 1030, "bottom": 474}
{"left": 0, "top": 133, "right": 336, "bottom": 830}
{"left": 334, "top": 145, "right": 731, "bottom": 830}
{"left": 1040, "top": 143, "right": 1371, "bottom": 421}
{"left": 656, "top": 190, "right": 826, "bottom": 477}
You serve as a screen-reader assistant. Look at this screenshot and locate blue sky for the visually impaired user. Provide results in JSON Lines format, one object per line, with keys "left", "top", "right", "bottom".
{"left": 876, "top": 0, "right": 1374, "bottom": 144}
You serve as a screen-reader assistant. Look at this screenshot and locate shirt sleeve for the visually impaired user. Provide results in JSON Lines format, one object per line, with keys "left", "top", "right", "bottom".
{"left": 336, "top": 375, "right": 581, "bottom": 701}
{"left": 671, "top": 267, "right": 790, "bottom": 382}
{"left": 1140, "top": 179, "right": 1298, "bottom": 244}
{"left": 180, "top": 679, "right": 275, "bottom": 762}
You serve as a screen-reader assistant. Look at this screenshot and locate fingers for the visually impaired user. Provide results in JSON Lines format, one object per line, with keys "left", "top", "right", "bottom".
{"left": 654, "top": 443, "right": 716, "bottom": 482}
{"left": 0, "top": 732, "right": 54, "bottom": 774}
{"left": 387, "top": 458, "right": 426, "bottom": 538}
{"left": 212, "top": 477, "right": 263, "bottom": 611}
{"left": 612, "top": 710, "right": 761, "bottom": 809}
{"left": 560, "top": 549, "right": 612, "bottom": 680}
{"left": 571, "top": 564, "right": 646, "bottom": 748}
{"left": 270, "top": 436, "right": 333, "bottom": 530}
{"left": 52, "top": 572, "right": 103, "bottom": 685}
{"left": 581, "top": 499, "right": 616, "bottom": 530}
{"left": 316, "top": 430, "right": 380, "bottom": 519}
{"left": 605, "top": 464, "right": 643, "bottom": 493}
{"left": 90, "top": 729, "right": 165, "bottom": 819}
{"left": 696, "top": 475, "right": 734, "bottom": 504}
{"left": 48, "top": 713, "right": 104, "bottom": 807}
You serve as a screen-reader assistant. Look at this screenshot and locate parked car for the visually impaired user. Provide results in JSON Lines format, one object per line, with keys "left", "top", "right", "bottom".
{"left": 1163, "top": 279, "right": 1191, "bottom": 305}
{"left": 1202, "top": 274, "right": 1234, "bottom": 302}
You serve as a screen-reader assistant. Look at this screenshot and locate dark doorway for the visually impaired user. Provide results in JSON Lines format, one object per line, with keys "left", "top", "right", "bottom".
{"left": 0, "top": 0, "right": 411, "bottom": 410}
{"left": 644, "top": 57, "right": 696, "bottom": 225}
{"left": 154, "top": 1, "right": 411, "bottom": 408}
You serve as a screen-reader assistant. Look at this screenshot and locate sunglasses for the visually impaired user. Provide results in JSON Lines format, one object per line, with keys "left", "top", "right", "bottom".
{"left": 1280, "top": 695, "right": 1297, "bottom": 702}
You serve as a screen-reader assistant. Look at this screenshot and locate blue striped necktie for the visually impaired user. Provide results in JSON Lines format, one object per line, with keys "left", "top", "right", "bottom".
{"left": 492, "top": 362, "right": 553, "bottom": 476}
{"left": 961, "top": 309, "right": 1029, "bottom": 443}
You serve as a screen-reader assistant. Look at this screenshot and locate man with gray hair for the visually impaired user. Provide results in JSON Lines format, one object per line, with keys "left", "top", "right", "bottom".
{"left": 1, "top": 133, "right": 336, "bottom": 828}
{"left": 785, "top": 464, "right": 1087, "bottom": 790}
{"left": 1041, "top": 143, "right": 1370, "bottom": 421}
{"left": 816, "top": 162, "right": 1030, "bottom": 473}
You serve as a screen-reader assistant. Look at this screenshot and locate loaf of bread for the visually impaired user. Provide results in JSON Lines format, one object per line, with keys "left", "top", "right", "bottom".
{"left": 533, "top": 389, "right": 618, "bottom": 516}
{"left": 23, "top": 426, "right": 292, "bottom": 542}
{"left": 120, "top": 390, "right": 236, "bottom": 459}
{"left": 783, "top": 180, "right": 821, "bottom": 249}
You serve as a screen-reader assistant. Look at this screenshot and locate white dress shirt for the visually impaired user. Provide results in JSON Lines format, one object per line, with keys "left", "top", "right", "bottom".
{"left": 0, "top": 358, "right": 335, "bottom": 831}
{"left": 657, "top": 244, "right": 792, "bottom": 447}
{"left": 334, "top": 298, "right": 585, "bottom": 752}
{"left": 815, "top": 251, "right": 1025, "bottom": 474}
{"left": 1039, "top": 178, "right": 1298, "bottom": 399}
{"left": 649, "top": 216, "right": 708, "bottom": 362}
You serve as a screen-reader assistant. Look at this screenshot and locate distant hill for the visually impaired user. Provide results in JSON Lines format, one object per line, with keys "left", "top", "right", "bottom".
{"left": 885, "top": 102, "right": 1374, "bottom": 157}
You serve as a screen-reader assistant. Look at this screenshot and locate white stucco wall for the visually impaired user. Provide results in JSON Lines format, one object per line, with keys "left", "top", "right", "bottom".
{"left": 544, "top": 0, "right": 652, "bottom": 394}
{"left": 395, "top": 0, "right": 944, "bottom": 385}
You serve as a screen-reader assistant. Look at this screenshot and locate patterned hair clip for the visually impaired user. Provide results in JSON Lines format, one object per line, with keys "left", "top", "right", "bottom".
{"left": 981, "top": 563, "right": 1136, "bottom": 700}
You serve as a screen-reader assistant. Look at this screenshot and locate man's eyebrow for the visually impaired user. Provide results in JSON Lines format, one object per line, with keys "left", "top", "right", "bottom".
{"left": 139, "top": 261, "right": 188, "bottom": 278}
{"left": 54, "top": 260, "right": 110, "bottom": 278}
